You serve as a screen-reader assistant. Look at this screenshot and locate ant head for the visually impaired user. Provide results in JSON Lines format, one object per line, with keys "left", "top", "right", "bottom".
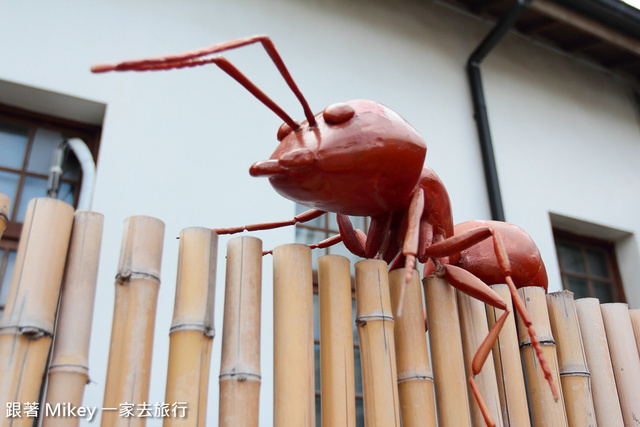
{"left": 250, "top": 100, "right": 427, "bottom": 216}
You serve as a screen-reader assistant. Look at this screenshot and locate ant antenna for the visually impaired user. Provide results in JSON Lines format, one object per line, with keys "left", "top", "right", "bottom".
{"left": 92, "top": 35, "right": 317, "bottom": 130}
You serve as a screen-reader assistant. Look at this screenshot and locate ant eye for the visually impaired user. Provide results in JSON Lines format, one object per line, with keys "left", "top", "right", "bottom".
{"left": 277, "top": 122, "right": 293, "bottom": 141}
{"left": 323, "top": 103, "right": 355, "bottom": 125}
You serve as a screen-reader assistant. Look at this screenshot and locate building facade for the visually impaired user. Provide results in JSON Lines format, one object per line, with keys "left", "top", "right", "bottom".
{"left": 1, "top": 0, "right": 639, "bottom": 424}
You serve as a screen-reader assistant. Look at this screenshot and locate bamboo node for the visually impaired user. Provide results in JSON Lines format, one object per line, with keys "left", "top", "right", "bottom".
{"left": 48, "top": 363, "right": 90, "bottom": 375}
{"left": 169, "top": 323, "right": 215, "bottom": 337}
{"left": 219, "top": 372, "right": 262, "bottom": 382}
{"left": 397, "top": 373, "right": 434, "bottom": 384}
{"left": 558, "top": 370, "right": 590, "bottom": 378}
{"left": 115, "top": 269, "right": 161, "bottom": 285}
{"left": 0, "top": 325, "right": 53, "bottom": 339}
{"left": 355, "top": 313, "right": 395, "bottom": 327}
{"left": 519, "top": 338, "right": 555, "bottom": 349}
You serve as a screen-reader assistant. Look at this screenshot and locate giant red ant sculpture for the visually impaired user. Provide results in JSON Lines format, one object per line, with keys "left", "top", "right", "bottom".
{"left": 93, "top": 35, "right": 558, "bottom": 425}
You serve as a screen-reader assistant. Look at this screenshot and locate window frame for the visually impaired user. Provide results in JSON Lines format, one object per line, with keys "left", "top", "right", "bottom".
{"left": 0, "top": 103, "right": 102, "bottom": 313}
{"left": 0, "top": 103, "right": 102, "bottom": 241}
{"left": 553, "top": 228, "right": 626, "bottom": 303}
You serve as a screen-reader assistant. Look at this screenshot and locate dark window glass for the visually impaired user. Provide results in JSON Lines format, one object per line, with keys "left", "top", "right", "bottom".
{"left": 0, "top": 104, "right": 101, "bottom": 315}
{"left": 554, "top": 229, "right": 625, "bottom": 304}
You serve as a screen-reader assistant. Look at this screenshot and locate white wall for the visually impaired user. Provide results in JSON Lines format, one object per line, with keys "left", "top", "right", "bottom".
{"left": 1, "top": 0, "right": 639, "bottom": 424}
{"left": 481, "top": 27, "right": 640, "bottom": 303}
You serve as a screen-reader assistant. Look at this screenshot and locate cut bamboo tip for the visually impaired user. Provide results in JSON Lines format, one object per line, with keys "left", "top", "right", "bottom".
{"left": 355, "top": 259, "right": 401, "bottom": 427}
{"left": 219, "top": 235, "right": 262, "bottom": 388}
{"left": 515, "top": 286, "right": 566, "bottom": 425}
{"left": 389, "top": 268, "right": 437, "bottom": 427}
{"left": 600, "top": 303, "right": 640, "bottom": 427}
{"left": 272, "top": 244, "right": 315, "bottom": 426}
{"left": 116, "top": 216, "right": 165, "bottom": 285}
{"left": 575, "top": 298, "right": 624, "bottom": 426}
{"left": 43, "top": 211, "right": 104, "bottom": 427}
{"left": 546, "top": 291, "right": 596, "bottom": 427}
{"left": 318, "top": 255, "right": 356, "bottom": 427}
{"left": 0, "top": 198, "right": 75, "bottom": 335}
{"left": 102, "top": 215, "right": 165, "bottom": 424}
{"left": 0, "top": 198, "right": 75, "bottom": 416}
{"left": 171, "top": 227, "right": 218, "bottom": 336}
{"left": 423, "top": 273, "right": 472, "bottom": 427}
{"left": 486, "top": 284, "right": 531, "bottom": 427}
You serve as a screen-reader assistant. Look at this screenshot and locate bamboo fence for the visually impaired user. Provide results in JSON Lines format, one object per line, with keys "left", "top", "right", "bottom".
{"left": 273, "top": 244, "right": 315, "bottom": 426}
{"left": 515, "top": 286, "right": 568, "bottom": 426}
{"left": 389, "top": 269, "right": 436, "bottom": 427}
{"left": 0, "top": 198, "right": 74, "bottom": 427}
{"left": 101, "top": 216, "right": 165, "bottom": 426}
{"left": 486, "top": 284, "right": 530, "bottom": 427}
{"left": 575, "top": 298, "right": 624, "bottom": 425}
{"left": 600, "top": 303, "right": 640, "bottom": 425}
{"left": 355, "top": 259, "right": 401, "bottom": 427}
{"left": 219, "top": 236, "right": 261, "bottom": 426}
{"left": 546, "top": 291, "right": 596, "bottom": 426}
{"left": 165, "top": 227, "right": 218, "bottom": 426}
{"left": 423, "top": 273, "right": 472, "bottom": 426}
{"left": 43, "top": 211, "right": 104, "bottom": 427}
{"left": 3, "top": 206, "right": 640, "bottom": 426}
{"left": 318, "top": 255, "right": 356, "bottom": 426}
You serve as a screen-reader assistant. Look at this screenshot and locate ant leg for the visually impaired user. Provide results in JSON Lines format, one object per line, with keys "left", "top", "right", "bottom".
{"left": 363, "top": 213, "right": 392, "bottom": 258}
{"left": 491, "top": 231, "right": 560, "bottom": 401}
{"left": 423, "top": 227, "right": 560, "bottom": 401}
{"left": 395, "top": 188, "right": 424, "bottom": 316}
{"left": 263, "top": 234, "right": 342, "bottom": 256}
{"left": 469, "top": 377, "right": 498, "bottom": 427}
{"left": 308, "top": 234, "right": 342, "bottom": 250}
{"left": 336, "top": 214, "right": 366, "bottom": 257}
{"left": 92, "top": 35, "right": 316, "bottom": 127}
{"left": 258, "top": 214, "right": 366, "bottom": 259}
{"left": 214, "top": 208, "right": 325, "bottom": 235}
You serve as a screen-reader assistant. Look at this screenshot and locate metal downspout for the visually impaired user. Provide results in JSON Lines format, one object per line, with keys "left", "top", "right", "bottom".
{"left": 467, "top": 0, "right": 532, "bottom": 222}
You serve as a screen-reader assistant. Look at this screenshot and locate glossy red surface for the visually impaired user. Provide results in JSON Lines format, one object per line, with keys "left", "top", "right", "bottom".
{"left": 453, "top": 220, "right": 549, "bottom": 291}
{"left": 251, "top": 100, "right": 426, "bottom": 217}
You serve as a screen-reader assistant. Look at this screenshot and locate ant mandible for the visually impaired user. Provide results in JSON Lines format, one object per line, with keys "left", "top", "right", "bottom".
{"left": 92, "top": 35, "right": 558, "bottom": 425}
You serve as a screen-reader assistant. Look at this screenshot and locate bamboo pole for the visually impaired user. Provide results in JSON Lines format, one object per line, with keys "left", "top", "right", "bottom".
{"left": 600, "top": 303, "right": 640, "bottom": 426}
{"left": 273, "top": 244, "right": 315, "bottom": 426}
{"left": 546, "top": 291, "right": 596, "bottom": 427}
{"left": 389, "top": 268, "right": 436, "bottom": 427}
{"left": 457, "top": 290, "right": 503, "bottom": 427}
{"left": 630, "top": 308, "right": 640, "bottom": 357}
{"left": 485, "top": 284, "right": 530, "bottom": 427}
{"left": 102, "top": 216, "right": 165, "bottom": 426}
{"left": 0, "top": 193, "right": 9, "bottom": 239}
{"left": 355, "top": 259, "right": 400, "bottom": 427}
{"left": 219, "top": 236, "right": 262, "bottom": 427}
{"left": 43, "top": 211, "right": 104, "bottom": 427}
{"left": 574, "top": 298, "right": 623, "bottom": 426}
{"left": 423, "top": 273, "right": 471, "bottom": 427}
{"left": 318, "top": 255, "right": 356, "bottom": 427}
{"left": 515, "top": 286, "right": 567, "bottom": 426}
{"left": 0, "top": 198, "right": 74, "bottom": 426}
{"left": 164, "top": 227, "right": 218, "bottom": 426}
